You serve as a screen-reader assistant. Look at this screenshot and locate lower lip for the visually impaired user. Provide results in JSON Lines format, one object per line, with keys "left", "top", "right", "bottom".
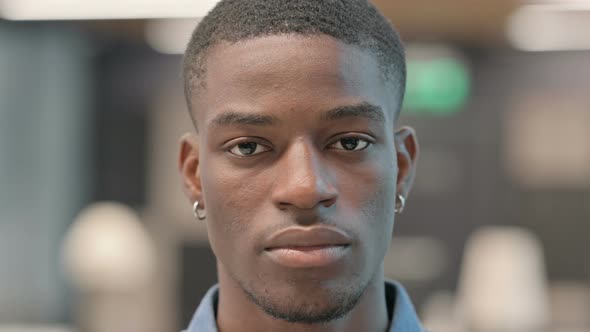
{"left": 265, "top": 245, "right": 350, "bottom": 268}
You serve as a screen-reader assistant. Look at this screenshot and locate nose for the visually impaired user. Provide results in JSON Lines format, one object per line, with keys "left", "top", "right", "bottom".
{"left": 271, "top": 140, "right": 338, "bottom": 211}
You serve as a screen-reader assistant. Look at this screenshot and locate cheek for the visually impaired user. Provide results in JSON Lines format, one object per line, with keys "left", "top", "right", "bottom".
{"left": 360, "top": 172, "right": 396, "bottom": 235}
{"left": 200, "top": 163, "right": 269, "bottom": 258}
{"left": 341, "top": 156, "right": 397, "bottom": 254}
{"left": 342, "top": 153, "right": 397, "bottom": 219}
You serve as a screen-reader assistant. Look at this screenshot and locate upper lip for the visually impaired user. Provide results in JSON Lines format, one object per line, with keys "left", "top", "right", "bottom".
{"left": 264, "top": 226, "right": 352, "bottom": 250}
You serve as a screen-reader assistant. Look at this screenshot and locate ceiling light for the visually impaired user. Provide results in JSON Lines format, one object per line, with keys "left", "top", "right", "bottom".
{"left": 0, "top": 0, "right": 220, "bottom": 20}
{"left": 145, "top": 18, "right": 200, "bottom": 54}
{"left": 507, "top": 2, "right": 590, "bottom": 51}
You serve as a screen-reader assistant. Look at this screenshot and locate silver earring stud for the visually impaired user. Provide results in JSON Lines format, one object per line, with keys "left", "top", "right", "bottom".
{"left": 193, "top": 201, "right": 206, "bottom": 220}
{"left": 395, "top": 194, "right": 406, "bottom": 214}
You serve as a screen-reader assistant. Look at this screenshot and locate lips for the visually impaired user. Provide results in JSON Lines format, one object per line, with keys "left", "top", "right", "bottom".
{"left": 264, "top": 226, "right": 352, "bottom": 268}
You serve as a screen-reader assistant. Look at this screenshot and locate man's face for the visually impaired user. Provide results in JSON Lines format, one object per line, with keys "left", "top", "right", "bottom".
{"left": 181, "top": 35, "right": 416, "bottom": 323}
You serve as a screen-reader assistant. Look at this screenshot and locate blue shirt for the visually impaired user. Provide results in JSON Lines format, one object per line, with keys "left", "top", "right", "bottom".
{"left": 184, "top": 280, "right": 425, "bottom": 332}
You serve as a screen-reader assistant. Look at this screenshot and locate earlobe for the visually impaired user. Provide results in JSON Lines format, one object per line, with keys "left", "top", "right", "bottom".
{"left": 394, "top": 126, "right": 419, "bottom": 200}
{"left": 178, "top": 133, "right": 204, "bottom": 205}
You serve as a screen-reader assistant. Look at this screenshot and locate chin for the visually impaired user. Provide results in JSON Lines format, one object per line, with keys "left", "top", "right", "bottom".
{"left": 242, "top": 275, "right": 368, "bottom": 324}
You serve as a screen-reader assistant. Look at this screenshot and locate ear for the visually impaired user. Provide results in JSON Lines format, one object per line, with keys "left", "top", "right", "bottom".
{"left": 394, "top": 126, "right": 419, "bottom": 200}
{"left": 178, "top": 133, "right": 203, "bottom": 206}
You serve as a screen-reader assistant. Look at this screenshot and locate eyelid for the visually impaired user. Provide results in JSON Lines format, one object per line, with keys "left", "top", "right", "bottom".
{"left": 224, "top": 137, "right": 273, "bottom": 157}
{"left": 222, "top": 136, "right": 271, "bottom": 148}
{"left": 328, "top": 133, "right": 376, "bottom": 145}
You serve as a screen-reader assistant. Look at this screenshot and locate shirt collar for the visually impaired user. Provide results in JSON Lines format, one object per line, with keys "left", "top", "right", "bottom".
{"left": 185, "top": 280, "right": 424, "bottom": 332}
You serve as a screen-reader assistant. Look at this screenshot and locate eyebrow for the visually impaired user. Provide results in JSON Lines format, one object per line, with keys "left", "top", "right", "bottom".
{"left": 208, "top": 102, "right": 385, "bottom": 129}
{"left": 210, "top": 111, "right": 279, "bottom": 128}
{"left": 321, "top": 102, "right": 386, "bottom": 124}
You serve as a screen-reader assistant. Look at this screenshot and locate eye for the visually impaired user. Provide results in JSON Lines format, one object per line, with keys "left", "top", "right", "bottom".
{"left": 329, "top": 137, "right": 372, "bottom": 151}
{"left": 228, "top": 141, "right": 272, "bottom": 157}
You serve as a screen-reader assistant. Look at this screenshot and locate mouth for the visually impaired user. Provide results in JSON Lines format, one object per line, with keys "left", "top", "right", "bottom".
{"left": 265, "top": 244, "right": 350, "bottom": 268}
{"left": 263, "top": 227, "right": 353, "bottom": 268}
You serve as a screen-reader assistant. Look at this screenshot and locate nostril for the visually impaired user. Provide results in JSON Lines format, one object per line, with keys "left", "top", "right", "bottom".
{"left": 320, "top": 197, "right": 337, "bottom": 208}
{"left": 277, "top": 202, "right": 291, "bottom": 211}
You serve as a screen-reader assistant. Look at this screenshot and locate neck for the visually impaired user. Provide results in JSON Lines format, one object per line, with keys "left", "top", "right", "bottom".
{"left": 216, "top": 263, "right": 390, "bottom": 332}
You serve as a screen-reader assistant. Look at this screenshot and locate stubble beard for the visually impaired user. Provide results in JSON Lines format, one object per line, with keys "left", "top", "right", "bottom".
{"left": 237, "top": 273, "right": 375, "bottom": 325}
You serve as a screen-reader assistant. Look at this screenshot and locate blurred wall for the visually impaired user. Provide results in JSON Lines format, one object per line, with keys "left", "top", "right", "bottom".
{"left": 0, "top": 23, "right": 92, "bottom": 322}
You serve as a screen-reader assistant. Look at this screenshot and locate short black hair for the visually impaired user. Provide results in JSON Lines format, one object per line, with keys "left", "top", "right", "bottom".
{"left": 183, "top": 0, "right": 406, "bottom": 116}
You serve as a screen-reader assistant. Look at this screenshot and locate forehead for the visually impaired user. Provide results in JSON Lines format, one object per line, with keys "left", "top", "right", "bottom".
{"left": 192, "top": 34, "right": 397, "bottom": 127}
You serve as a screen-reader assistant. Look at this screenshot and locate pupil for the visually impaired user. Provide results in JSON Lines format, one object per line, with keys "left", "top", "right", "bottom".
{"left": 238, "top": 142, "right": 257, "bottom": 155}
{"left": 342, "top": 138, "right": 359, "bottom": 150}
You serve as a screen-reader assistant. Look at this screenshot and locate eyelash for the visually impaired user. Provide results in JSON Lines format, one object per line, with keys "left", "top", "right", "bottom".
{"left": 228, "top": 140, "right": 272, "bottom": 157}
{"left": 328, "top": 136, "right": 373, "bottom": 151}
{"left": 226, "top": 135, "right": 374, "bottom": 157}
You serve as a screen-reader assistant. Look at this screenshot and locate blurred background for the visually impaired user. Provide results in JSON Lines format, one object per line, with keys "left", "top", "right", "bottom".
{"left": 1, "top": 0, "right": 589, "bottom": 331}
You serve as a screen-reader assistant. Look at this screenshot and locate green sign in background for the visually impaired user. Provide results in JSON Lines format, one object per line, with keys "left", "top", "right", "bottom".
{"left": 403, "top": 58, "right": 470, "bottom": 116}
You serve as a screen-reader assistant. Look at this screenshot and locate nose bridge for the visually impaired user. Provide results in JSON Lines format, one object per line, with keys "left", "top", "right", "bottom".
{"left": 272, "top": 138, "right": 336, "bottom": 209}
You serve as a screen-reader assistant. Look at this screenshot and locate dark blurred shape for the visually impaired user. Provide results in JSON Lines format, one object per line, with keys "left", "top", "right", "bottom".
{"left": 180, "top": 244, "right": 218, "bottom": 328}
